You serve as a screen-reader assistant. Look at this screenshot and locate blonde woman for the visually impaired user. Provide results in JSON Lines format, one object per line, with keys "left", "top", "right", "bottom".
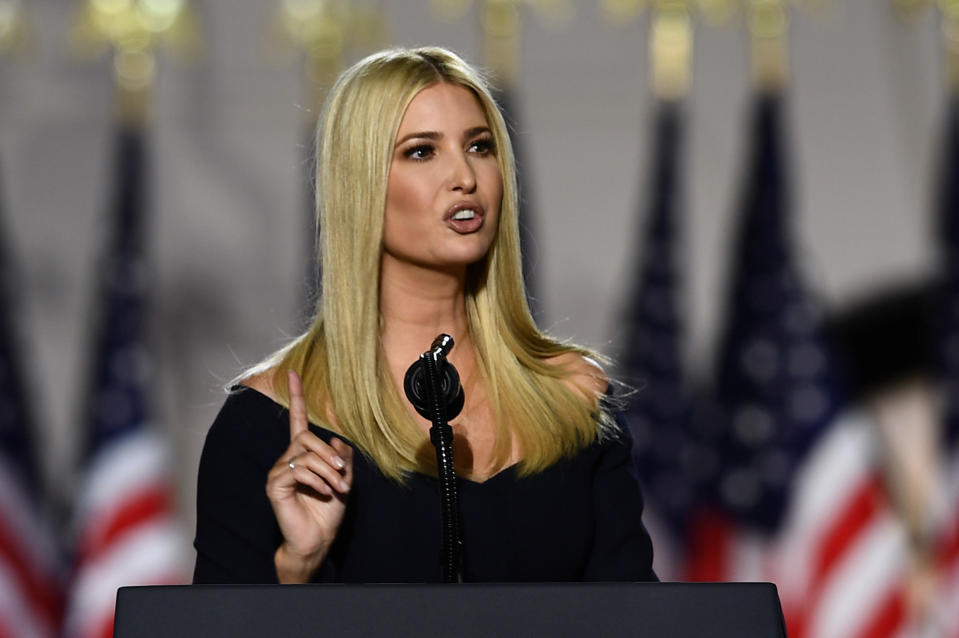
{"left": 192, "top": 47, "right": 656, "bottom": 584}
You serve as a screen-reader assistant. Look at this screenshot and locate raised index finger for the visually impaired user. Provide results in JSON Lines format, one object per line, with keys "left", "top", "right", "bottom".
{"left": 288, "top": 369, "right": 308, "bottom": 439}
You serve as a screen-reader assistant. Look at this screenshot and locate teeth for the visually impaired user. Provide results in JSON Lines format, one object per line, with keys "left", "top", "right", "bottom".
{"left": 452, "top": 209, "right": 476, "bottom": 221}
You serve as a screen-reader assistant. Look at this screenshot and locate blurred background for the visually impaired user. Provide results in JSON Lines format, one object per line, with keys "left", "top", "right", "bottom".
{"left": 1, "top": 0, "right": 957, "bottom": 637}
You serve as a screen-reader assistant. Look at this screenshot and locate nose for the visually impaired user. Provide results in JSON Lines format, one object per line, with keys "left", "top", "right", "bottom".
{"left": 449, "top": 152, "right": 477, "bottom": 194}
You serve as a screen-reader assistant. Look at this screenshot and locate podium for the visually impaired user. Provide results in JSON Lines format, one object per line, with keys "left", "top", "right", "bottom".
{"left": 115, "top": 582, "right": 786, "bottom": 637}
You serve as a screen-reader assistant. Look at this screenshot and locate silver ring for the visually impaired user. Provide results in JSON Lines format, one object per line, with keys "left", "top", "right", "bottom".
{"left": 288, "top": 456, "right": 296, "bottom": 471}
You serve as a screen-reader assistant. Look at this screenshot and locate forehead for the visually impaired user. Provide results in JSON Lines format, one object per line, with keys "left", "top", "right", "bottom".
{"left": 395, "top": 83, "right": 488, "bottom": 136}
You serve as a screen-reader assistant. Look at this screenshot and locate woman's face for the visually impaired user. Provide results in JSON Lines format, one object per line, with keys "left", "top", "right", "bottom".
{"left": 382, "top": 82, "right": 502, "bottom": 274}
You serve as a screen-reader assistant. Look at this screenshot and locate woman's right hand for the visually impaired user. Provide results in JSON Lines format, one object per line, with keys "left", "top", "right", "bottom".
{"left": 266, "top": 370, "right": 353, "bottom": 583}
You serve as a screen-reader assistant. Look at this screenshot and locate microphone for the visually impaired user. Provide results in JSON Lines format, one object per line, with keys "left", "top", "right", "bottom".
{"left": 403, "top": 334, "right": 465, "bottom": 422}
{"left": 403, "top": 334, "right": 464, "bottom": 583}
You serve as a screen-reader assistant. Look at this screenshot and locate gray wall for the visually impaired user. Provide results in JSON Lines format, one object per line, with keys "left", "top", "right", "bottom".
{"left": 0, "top": 0, "right": 942, "bottom": 562}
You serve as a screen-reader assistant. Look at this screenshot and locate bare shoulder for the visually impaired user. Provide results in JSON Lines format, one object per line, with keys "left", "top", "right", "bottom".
{"left": 239, "top": 369, "right": 281, "bottom": 403}
{"left": 544, "top": 352, "right": 609, "bottom": 397}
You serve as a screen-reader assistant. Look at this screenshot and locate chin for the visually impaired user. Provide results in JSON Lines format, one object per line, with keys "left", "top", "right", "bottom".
{"left": 448, "top": 244, "right": 493, "bottom": 267}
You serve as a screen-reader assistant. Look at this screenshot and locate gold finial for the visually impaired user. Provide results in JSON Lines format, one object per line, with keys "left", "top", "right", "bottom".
{"left": 482, "top": 0, "right": 521, "bottom": 87}
{"left": 651, "top": 0, "right": 693, "bottom": 100}
{"left": 434, "top": 0, "right": 574, "bottom": 89}
{"left": 0, "top": 0, "right": 33, "bottom": 57}
{"left": 603, "top": 1, "right": 833, "bottom": 95}
{"left": 942, "top": 0, "right": 959, "bottom": 93}
{"left": 482, "top": 0, "right": 573, "bottom": 87}
{"left": 896, "top": 1, "right": 959, "bottom": 94}
{"left": 599, "top": 0, "right": 693, "bottom": 100}
{"left": 71, "top": 0, "right": 199, "bottom": 125}
{"left": 268, "top": 0, "right": 387, "bottom": 116}
{"left": 744, "top": 0, "right": 836, "bottom": 90}
{"left": 747, "top": 0, "right": 788, "bottom": 92}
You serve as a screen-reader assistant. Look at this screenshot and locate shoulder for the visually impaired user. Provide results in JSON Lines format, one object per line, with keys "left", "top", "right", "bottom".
{"left": 544, "top": 352, "right": 609, "bottom": 398}
{"left": 203, "top": 381, "right": 289, "bottom": 461}
{"left": 238, "top": 369, "right": 282, "bottom": 404}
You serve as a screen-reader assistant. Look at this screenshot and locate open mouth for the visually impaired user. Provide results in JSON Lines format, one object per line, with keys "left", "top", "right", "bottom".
{"left": 446, "top": 204, "right": 484, "bottom": 234}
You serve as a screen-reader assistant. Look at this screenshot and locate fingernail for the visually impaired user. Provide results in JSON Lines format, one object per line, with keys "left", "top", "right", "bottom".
{"left": 333, "top": 456, "right": 345, "bottom": 469}
{"left": 339, "top": 480, "right": 350, "bottom": 492}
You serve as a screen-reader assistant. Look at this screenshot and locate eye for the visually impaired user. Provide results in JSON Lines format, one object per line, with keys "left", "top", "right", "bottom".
{"left": 404, "top": 144, "right": 434, "bottom": 160}
{"left": 467, "top": 137, "right": 496, "bottom": 156}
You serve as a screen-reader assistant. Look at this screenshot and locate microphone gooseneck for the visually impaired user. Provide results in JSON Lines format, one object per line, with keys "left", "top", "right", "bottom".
{"left": 404, "top": 334, "right": 464, "bottom": 583}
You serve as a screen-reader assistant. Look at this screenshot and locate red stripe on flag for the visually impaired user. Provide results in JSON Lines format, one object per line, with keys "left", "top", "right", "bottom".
{"left": 78, "top": 571, "right": 184, "bottom": 638}
{"left": 0, "top": 516, "right": 62, "bottom": 627}
{"left": 784, "top": 600, "right": 809, "bottom": 638}
{"left": 94, "top": 610, "right": 115, "bottom": 638}
{"left": 0, "top": 616, "right": 16, "bottom": 638}
{"left": 76, "top": 484, "right": 172, "bottom": 563}
{"left": 936, "top": 506, "right": 959, "bottom": 569}
{"left": 853, "top": 586, "right": 905, "bottom": 638}
{"left": 811, "top": 474, "right": 884, "bottom": 591}
{"left": 682, "top": 509, "right": 732, "bottom": 582}
{"left": 784, "top": 473, "right": 900, "bottom": 638}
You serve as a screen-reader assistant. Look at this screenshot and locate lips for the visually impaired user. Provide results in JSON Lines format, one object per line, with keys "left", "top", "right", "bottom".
{"left": 444, "top": 202, "right": 485, "bottom": 234}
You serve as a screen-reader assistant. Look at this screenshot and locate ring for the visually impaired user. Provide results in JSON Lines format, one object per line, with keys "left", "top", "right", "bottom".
{"left": 288, "top": 456, "right": 296, "bottom": 471}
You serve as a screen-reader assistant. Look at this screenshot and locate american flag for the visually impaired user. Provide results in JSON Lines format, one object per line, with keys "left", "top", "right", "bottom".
{"left": 621, "top": 101, "right": 722, "bottom": 576}
{"left": 931, "top": 98, "right": 959, "bottom": 638}
{"left": 61, "top": 126, "right": 186, "bottom": 638}
{"left": 0, "top": 162, "right": 63, "bottom": 638}
{"left": 700, "top": 93, "right": 912, "bottom": 637}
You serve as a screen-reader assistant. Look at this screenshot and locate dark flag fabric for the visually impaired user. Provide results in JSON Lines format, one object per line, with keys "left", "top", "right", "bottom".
{"left": 0, "top": 165, "right": 63, "bottom": 637}
{"left": 62, "top": 127, "right": 185, "bottom": 638}
{"left": 621, "top": 102, "right": 713, "bottom": 575}
{"left": 699, "top": 93, "right": 911, "bottom": 638}
{"left": 932, "top": 98, "right": 959, "bottom": 637}
{"left": 495, "top": 89, "right": 539, "bottom": 316}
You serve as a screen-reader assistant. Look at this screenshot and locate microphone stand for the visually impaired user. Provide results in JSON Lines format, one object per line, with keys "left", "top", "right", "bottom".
{"left": 419, "top": 335, "right": 464, "bottom": 583}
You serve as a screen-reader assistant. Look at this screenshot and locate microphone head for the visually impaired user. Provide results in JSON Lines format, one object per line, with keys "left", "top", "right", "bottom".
{"left": 403, "top": 351, "right": 465, "bottom": 422}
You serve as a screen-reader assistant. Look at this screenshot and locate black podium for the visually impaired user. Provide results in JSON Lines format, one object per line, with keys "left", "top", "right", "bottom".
{"left": 114, "top": 582, "right": 786, "bottom": 637}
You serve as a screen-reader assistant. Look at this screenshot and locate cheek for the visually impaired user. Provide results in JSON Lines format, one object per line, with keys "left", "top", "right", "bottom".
{"left": 385, "top": 168, "right": 420, "bottom": 218}
{"left": 484, "top": 166, "right": 504, "bottom": 220}
{"left": 383, "top": 167, "right": 431, "bottom": 255}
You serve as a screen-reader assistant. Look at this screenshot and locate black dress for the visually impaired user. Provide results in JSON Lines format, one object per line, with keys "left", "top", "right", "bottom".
{"left": 192, "top": 386, "right": 657, "bottom": 583}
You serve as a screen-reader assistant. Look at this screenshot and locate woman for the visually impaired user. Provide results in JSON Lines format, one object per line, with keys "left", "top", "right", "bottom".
{"left": 192, "top": 46, "right": 656, "bottom": 583}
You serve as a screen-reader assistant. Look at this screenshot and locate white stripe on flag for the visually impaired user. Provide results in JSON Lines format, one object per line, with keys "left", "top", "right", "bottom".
{"left": 74, "top": 429, "right": 169, "bottom": 525}
{"left": 787, "top": 410, "right": 878, "bottom": 539}
{"left": 808, "top": 513, "right": 908, "bottom": 638}
{"left": 728, "top": 527, "right": 767, "bottom": 582}
{"left": 777, "top": 411, "right": 881, "bottom": 600}
{"left": 63, "top": 519, "right": 185, "bottom": 638}
{"left": 0, "top": 559, "right": 52, "bottom": 638}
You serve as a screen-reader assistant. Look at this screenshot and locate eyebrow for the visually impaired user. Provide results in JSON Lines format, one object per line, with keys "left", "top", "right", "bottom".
{"left": 394, "top": 126, "right": 492, "bottom": 147}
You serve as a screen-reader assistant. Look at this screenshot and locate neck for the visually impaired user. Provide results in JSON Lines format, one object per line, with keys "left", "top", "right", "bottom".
{"left": 379, "top": 256, "right": 472, "bottom": 371}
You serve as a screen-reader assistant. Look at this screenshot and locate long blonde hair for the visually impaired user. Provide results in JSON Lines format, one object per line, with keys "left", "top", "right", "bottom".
{"left": 246, "top": 46, "right": 617, "bottom": 480}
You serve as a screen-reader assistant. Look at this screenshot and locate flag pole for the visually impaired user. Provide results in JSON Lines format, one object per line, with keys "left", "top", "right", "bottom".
{"left": 64, "top": 3, "right": 196, "bottom": 636}
{"left": 436, "top": 0, "right": 570, "bottom": 317}
{"left": 650, "top": 0, "right": 693, "bottom": 102}
{"left": 616, "top": 1, "right": 699, "bottom": 575}
{"left": 478, "top": 0, "right": 565, "bottom": 317}
{"left": 267, "top": 0, "right": 387, "bottom": 326}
